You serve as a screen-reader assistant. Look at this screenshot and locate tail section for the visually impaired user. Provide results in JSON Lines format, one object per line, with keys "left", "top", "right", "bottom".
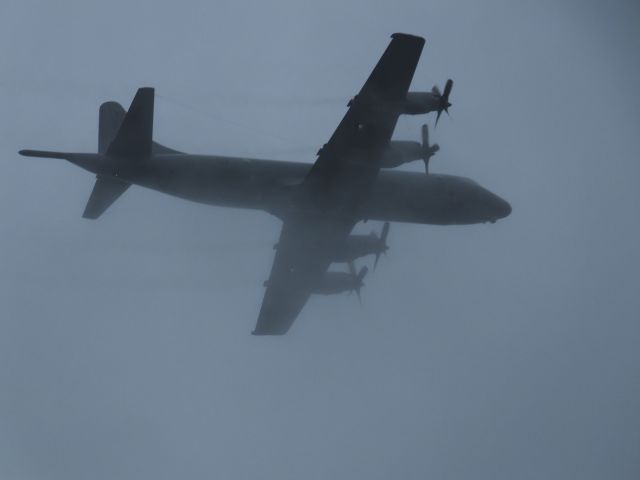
{"left": 19, "top": 150, "right": 72, "bottom": 160}
{"left": 89, "top": 87, "right": 183, "bottom": 218}
{"left": 106, "top": 87, "right": 154, "bottom": 158}
{"left": 21, "top": 86, "right": 182, "bottom": 219}
{"left": 82, "top": 175, "right": 130, "bottom": 219}
{"left": 99, "top": 102, "right": 126, "bottom": 154}
{"left": 85, "top": 88, "right": 153, "bottom": 218}
{"left": 99, "top": 94, "right": 181, "bottom": 156}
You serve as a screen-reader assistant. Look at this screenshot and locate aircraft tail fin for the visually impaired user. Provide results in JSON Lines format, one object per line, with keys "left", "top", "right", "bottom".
{"left": 99, "top": 101, "right": 126, "bottom": 154}
{"left": 99, "top": 96, "right": 181, "bottom": 155}
{"left": 106, "top": 87, "right": 154, "bottom": 158}
{"left": 22, "top": 87, "right": 178, "bottom": 220}
{"left": 82, "top": 175, "right": 130, "bottom": 219}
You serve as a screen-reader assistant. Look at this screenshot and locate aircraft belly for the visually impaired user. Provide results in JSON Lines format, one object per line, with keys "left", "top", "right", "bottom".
{"left": 121, "top": 156, "right": 298, "bottom": 212}
{"left": 362, "top": 177, "right": 447, "bottom": 224}
{"left": 117, "top": 156, "right": 481, "bottom": 225}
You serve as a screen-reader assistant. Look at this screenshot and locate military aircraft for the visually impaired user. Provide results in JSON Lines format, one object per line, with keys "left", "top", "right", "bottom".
{"left": 19, "top": 33, "right": 511, "bottom": 335}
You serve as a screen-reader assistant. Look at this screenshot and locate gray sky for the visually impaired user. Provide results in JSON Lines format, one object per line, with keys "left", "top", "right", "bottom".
{"left": 1, "top": 0, "right": 639, "bottom": 479}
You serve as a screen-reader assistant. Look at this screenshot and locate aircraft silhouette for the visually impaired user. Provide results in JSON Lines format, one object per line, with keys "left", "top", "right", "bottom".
{"left": 20, "top": 33, "right": 510, "bottom": 335}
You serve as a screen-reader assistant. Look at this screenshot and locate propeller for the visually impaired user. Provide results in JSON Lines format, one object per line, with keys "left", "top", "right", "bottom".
{"left": 373, "top": 221, "right": 391, "bottom": 270}
{"left": 348, "top": 262, "right": 368, "bottom": 304}
{"left": 434, "top": 79, "right": 453, "bottom": 126}
{"left": 421, "top": 124, "right": 440, "bottom": 174}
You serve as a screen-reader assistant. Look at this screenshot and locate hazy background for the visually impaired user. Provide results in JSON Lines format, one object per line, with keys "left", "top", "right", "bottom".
{"left": 1, "top": 1, "right": 639, "bottom": 479}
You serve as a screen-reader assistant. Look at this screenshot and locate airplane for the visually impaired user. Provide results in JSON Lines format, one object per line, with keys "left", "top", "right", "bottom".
{"left": 19, "top": 33, "right": 511, "bottom": 335}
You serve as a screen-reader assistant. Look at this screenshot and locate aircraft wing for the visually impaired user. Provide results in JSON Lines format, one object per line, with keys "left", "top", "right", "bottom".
{"left": 306, "top": 33, "right": 425, "bottom": 190}
{"left": 253, "top": 213, "right": 355, "bottom": 335}
{"left": 253, "top": 34, "right": 425, "bottom": 335}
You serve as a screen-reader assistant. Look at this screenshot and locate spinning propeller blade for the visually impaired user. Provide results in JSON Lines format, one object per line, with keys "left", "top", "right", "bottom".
{"left": 348, "top": 261, "right": 357, "bottom": 277}
{"left": 435, "top": 79, "right": 453, "bottom": 126}
{"left": 380, "top": 221, "right": 390, "bottom": 244}
{"left": 422, "top": 123, "right": 430, "bottom": 146}
{"left": 420, "top": 125, "right": 440, "bottom": 173}
{"left": 353, "top": 265, "right": 368, "bottom": 304}
{"left": 442, "top": 79, "right": 453, "bottom": 105}
{"left": 374, "top": 222, "right": 390, "bottom": 270}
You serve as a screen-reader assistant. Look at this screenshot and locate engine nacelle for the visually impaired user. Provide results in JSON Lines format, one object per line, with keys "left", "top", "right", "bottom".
{"left": 333, "top": 235, "right": 377, "bottom": 263}
{"left": 333, "top": 223, "right": 390, "bottom": 267}
{"left": 349, "top": 93, "right": 436, "bottom": 115}
{"left": 403, "top": 80, "right": 453, "bottom": 121}
{"left": 381, "top": 141, "right": 423, "bottom": 168}
{"left": 313, "top": 266, "right": 368, "bottom": 297}
{"left": 312, "top": 272, "right": 357, "bottom": 295}
{"left": 348, "top": 80, "right": 452, "bottom": 121}
{"left": 401, "top": 92, "right": 440, "bottom": 115}
{"left": 381, "top": 125, "right": 439, "bottom": 173}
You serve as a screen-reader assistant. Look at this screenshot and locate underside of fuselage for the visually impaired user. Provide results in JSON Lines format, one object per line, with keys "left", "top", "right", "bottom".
{"left": 115, "top": 154, "right": 511, "bottom": 225}
{"left": 17, "top": 148, "right": 511, "bottom": 225}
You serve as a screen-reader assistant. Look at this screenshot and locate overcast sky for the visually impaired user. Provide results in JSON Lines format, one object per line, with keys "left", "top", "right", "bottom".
{"left": 1, "top": 1, "right": 639, "bottom": 479}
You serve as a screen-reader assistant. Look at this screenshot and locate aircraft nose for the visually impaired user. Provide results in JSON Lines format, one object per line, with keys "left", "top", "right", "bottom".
{"left": 480, "top": 189, "right": 511, "bottom": 222}
{"left": 493, "top": 195, "right": 512, "bottom": 219}
{"left": 498, "top": 197, "right": 511, "bottom": 218}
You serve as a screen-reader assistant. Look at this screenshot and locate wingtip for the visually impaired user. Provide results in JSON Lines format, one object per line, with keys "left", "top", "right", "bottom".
{"left": 136, "top": 86, "right": 155, "bottom": 96}
{"left": 391, "top": 33, "right": 426, "bottom": 44}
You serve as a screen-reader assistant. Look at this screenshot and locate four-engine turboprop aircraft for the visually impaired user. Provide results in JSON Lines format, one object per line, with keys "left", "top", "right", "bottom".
{"left": 19, "top": 33, "right": 511, "bottom": 335}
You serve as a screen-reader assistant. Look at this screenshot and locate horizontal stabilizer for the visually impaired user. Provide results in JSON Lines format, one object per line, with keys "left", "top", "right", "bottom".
{"left": 106, "top": 87, "right": 154, "bottom": 158}
{"left": 83, "top": 175, "right": 130, "bottom": 219}
{"left": 19, "top": 149, "right": 71, "bottom": 159}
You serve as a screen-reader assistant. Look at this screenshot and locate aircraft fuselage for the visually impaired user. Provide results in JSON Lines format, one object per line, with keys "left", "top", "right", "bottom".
{"left": 72, "top": 153, "right": 511, "bottom": 225}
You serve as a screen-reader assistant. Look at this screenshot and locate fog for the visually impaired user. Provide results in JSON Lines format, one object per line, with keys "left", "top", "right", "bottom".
{"left": 1, "top": 0, "right": 639, "bottom": 479}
